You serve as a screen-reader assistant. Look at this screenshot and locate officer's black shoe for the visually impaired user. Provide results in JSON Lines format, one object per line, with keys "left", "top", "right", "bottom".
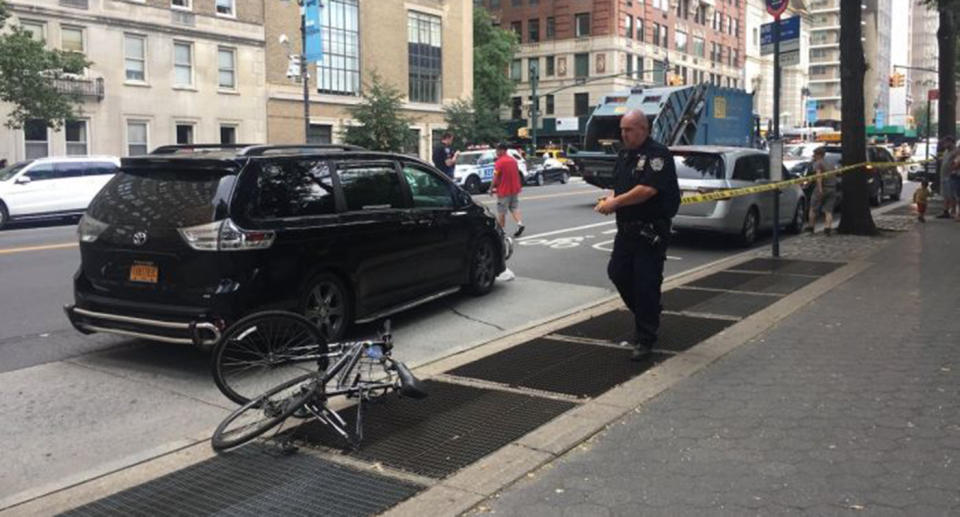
{"left": 513, "top": 225, "right": 525, "bottom": 238}
{"left": 630, "top": 344, "right": 652, "bottom": 362}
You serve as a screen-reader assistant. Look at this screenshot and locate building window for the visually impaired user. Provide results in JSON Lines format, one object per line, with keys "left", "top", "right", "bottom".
{"left": 546, "top": 17, "right": 555, "bottom": 39}
{"left": 574, "top": 53, "right": 588, "bottom": 78}
{"left": 61, "top": 26, "right": 84, "bottom": 53}
{"left": 653, "top": 60, "right": 665, "bottom": 84}
{"left": 320, "top": 0, "right": 360, "bottom": 96}
{"left": 545, "top": 55, "right": 555, "bottom": 76}
{"left": 546, "top": 94, "right": 554, "bottom": 115}
{"left": 176, "top": 123, "right": 194, "bottom": 144}
{"left": 659, "top": 25, "right": 668, "bottom": 48}
{"left": 511, "top": 97, "right": 522, "bottom": 120}
{"left": 510, "top": 21, "right": 522, "bottom": 41}
{"left": 528, "top": 18, "right": 539, "bottom": 42}
{"left": 624, "top": 14, "right": 632, "bottom": 38}
{"left": 675, "top": 30, "right": 687, "bottom": 54}
{"left": 307, "top": 124, "right": 333, "bottom": 144}
{"left": 173, "top": 41, "right": 193, "bottom": 87}
{"left": 124, "top": 34, "right": 146, "bottom": 82}
{"left": 220, "top": 125, "right": 237, "bottom": 144}
{"left": 127, "top": 121, "right": 148, "bottom": 156}
{"left": 24, "top": 120, "right": 49, "bottom": 159}
{"left": 216, "top": 0, "right": 234, "bottom": 16}
{"left": 20, "top": 20, "right": 44, "bottom": 41}
{"left": 636, "top": 18, "right": 644, "bottom": 42}
{"left": 693, "top": 36, "right": 704, "bottom": 57}
{"left": 65, "top": 120, "right": 88, "bottom": 155}
{"left": 732, "top": 49, "right": 738, "bottom": 68}
{"left": 171, "top": 0, "right": 190, "bottom": 9}
{"left": 408, "top": 11, "right": 442, "bottom": 103}
{"left": 511, "top": 0, "right": 520, "bottom": 5}
{"left": 574, "top": 93, "right": 589, "bottom": 117}
{"left": 626, "top": 53, "right": 634, "bottom": 76}
{"left": 510, "top": 59, "right": 522, "bottom": 81}
{"left": 733, "top": 18, "right": 739, "bottom": 37}
{"left": 218, "top": 47, "right": 236, "bottom": 89}
{"left": 574, "top": 13, "right": 590, "bottom": 37}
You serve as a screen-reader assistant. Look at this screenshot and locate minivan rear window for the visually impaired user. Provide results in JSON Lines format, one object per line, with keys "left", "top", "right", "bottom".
{"left": 87, "top": 168, "right": 230, "bottom": 228}
{"left": 673, "top": 152, "right": 724, "bottom": 180}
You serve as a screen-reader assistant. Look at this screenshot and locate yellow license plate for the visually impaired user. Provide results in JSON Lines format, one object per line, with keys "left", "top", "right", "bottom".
{"left": 129, "top": 262, "right": 158, "bottom": 284}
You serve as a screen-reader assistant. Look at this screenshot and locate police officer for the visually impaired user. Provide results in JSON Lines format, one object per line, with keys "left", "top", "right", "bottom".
{"left": 595, "top": 109, "right": 680, "bottom": 361}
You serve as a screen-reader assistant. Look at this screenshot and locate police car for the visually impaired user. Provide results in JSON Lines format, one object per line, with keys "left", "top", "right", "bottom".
{"left": 454, "top": 147, "right": 527, "bottom": 193}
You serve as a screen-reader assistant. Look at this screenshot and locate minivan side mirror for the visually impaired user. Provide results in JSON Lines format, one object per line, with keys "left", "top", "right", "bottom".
{"left": 15, "top": 176, "right": 31, "bottom": 185}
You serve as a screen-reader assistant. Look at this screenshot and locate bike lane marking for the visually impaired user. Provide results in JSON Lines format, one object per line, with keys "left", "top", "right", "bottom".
{"left": 0, "top": 242, "right": 78, "bottom": 255}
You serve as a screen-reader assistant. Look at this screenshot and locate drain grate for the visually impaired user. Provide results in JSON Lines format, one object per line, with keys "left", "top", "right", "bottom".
{"left": 447, "top": 338, "right": 667, "bottom": 398}
{"left": 554, "top": 310, "right": 734, "bottom": 352}
{"left": 687, "top": 270, "right": 817, "bottom": 294}
{"left": 292, "top": 380, "right": 574, "bottom": 479}
{"left": 60, "top": 445, "right": 423, "bottom": 517}
{"left": 663, "top": 288, "right": 780, "bottom": 318}
{"left": 730, "top": 258, "right": 843, "bottom": 276}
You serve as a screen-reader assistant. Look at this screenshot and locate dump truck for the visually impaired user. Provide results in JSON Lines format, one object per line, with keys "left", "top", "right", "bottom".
{"left": 573, "top": 83, "right": 760, "bottom": 189}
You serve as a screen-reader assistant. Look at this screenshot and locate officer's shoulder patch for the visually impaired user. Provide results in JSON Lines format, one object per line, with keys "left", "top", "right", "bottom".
{"left": 651, "top": 157, "right": 664, "bottom": 172}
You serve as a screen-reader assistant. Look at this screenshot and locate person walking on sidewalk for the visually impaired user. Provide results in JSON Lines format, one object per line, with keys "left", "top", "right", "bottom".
{"left": 432, "top": 132, "right": 459, "bottom": 179}
{"left": 807, "top": 147, "right": 837, "bottom": 235}
{"left": 595, "top": 110, "right": 680, "bottom": 361}
{"left": 936, "top": 136, "right": 957, "bottom": 219}
{"left": 491, "top": 143, "right": 525, "bottom": 237}
{"left": 914, "top": 179, "right": 931, "bottom": 222}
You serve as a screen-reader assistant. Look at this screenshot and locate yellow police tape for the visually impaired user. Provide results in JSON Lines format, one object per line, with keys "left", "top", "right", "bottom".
{"left": 679, "top": 159, "right": 933, "bottom": 205}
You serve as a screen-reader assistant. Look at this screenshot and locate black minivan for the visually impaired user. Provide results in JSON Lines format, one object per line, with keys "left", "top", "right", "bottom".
{"left": 65, "top": 144, "right": 507, "bottom": 346}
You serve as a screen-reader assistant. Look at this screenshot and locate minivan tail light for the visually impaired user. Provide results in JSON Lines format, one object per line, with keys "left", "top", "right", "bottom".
{"left": 178, "top": 219, "right": 275, "bottom": 251}
{"left": 77, "top": 214, "right": 108, "bottom": 243}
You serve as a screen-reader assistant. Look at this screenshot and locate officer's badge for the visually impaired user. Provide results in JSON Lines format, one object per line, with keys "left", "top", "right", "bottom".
{"left": 634, "top": 155, "right": 647, "bottom": 175}
{"left": 651, "top": 157, "right": 664, "bottom": 172}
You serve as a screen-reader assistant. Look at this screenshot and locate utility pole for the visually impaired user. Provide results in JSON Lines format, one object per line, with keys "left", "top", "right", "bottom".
{"left": 766, "top": 0, "right": 789, "bottom": 257}
{"left": 300, "top": 2, "right": 310, "bottom": 142}
{"left": 530, "top": 61, "right": 539, "bottom": 152}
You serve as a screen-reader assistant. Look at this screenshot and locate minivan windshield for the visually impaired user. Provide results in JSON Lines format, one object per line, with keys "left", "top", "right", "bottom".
{"left": 0, "top": 161, "right": 31, "bottom": 182}
{"left": 87, "top": 167, "right": 233, "bottom": 228}
{"left": 673, "top": 152, "right": 724, "bottom": 180}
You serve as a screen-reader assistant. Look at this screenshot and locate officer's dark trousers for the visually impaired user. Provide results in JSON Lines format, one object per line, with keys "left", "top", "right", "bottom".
{"left": 607, "top": 231, "right": 665, "bottom": 346}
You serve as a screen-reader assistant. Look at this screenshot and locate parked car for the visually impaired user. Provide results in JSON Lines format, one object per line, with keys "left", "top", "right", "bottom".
{"left": 788, "top": 155, "right": 844, "bottom": 212}
{"left": 783, "top": 142, "right": 823, "bottom": 171}
{"left": 453, "top": 148, "right": 527, "bottom": 194}
{"left": 788, "top": 145, "right": 902, "bottom": 208}
{"left": 524, "top": 156, "right": 571, "bottom": 186}
{"left": 906, "top": 139, "right": 939, "bottom": 182}
{"left": 0, "top": 156, "right": 120, "bottom": 229}
{"left": 536, "top": 148, "right": 579, "bottom": 174}
{"left": 671, "top": 146, "right": 806, "bottom": 246}
{"left": 65, "top": 144, "right": 508, "bottom": 347}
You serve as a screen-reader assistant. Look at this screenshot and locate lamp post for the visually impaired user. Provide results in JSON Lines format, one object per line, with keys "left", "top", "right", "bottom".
{"left": 281, "top": 0, "right": 322, "bottom": 143}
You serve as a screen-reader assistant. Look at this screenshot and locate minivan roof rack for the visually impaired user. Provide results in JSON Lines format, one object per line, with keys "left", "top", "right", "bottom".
{"left": 240, "top": 144, "right": 366, "bottom": 156}
{"left": 150, "top": 144, "right": 258, "bottom": 155}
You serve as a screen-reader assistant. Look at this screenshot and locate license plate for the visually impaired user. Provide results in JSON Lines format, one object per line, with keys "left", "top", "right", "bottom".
{"left": 129, "top": 262, "right": 158, "bottom": 284}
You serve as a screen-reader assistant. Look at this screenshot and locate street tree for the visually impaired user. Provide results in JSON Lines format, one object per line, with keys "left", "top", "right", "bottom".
{"left": 341, "top": 72, "right": 416, "bottom": 153}
{"left": 913, "top": 104, "right": 933, "bottom": 138}
{"left": 0, "top": 0, "right": 90, "bottom": 130}
{"left": 473, "top": 7, "right": 519, "bottom": 113}
{"left": 443, "top": 98, "right": 506, "bottom": 148}
{"left": 918, "top": 0, "right": 957, "bottom": 139}
{"left": 837, "top": 0, "right": 877, "bottom": 235}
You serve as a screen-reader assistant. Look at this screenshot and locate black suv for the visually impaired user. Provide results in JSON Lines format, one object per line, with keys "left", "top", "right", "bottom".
{"left": 65, "top": 144, "right": 507, "bottom": 346}
{"left": 789, "top": 145, "right": 903, "bottom": 208}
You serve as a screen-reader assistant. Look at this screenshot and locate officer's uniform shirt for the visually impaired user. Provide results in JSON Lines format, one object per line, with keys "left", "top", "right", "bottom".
{"left": 612, "top": 138, "right": 680, "bottom": 225}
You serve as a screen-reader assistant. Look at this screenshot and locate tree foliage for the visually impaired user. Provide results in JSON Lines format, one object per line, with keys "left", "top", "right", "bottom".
{"left": 0, "top": 0, "right": 90, "bottom": 130}
{"left": 473, "top": 7, "right": 519, "bottom": 111}
{"left": 341, "top": 72, "right": 416, "bottom": 152}
{"left": 838, "top": 0, "right": 877, "bottom": 235}
{"left": 443, "top": 98, "right": 506, "bottom": 148}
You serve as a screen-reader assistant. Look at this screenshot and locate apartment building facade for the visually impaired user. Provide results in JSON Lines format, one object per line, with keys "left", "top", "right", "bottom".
{"left": 908, "top": 2, "right": 938, "bottom": 112}
{"left": 0, "top": 0, "right": 267, "bottom": 161}
{"left": 743, "top": 0, "right": 810, "bottom": 130}
{"left": 264, "top": 0, "right": 473, "bottom": 160}
{"left": 481, "top": 0, "right": 746, "bottom": 145}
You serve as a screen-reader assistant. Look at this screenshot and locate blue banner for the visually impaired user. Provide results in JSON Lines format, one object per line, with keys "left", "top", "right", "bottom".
{"left": 806, "top": 100, "right": 818, "bottom": 124}
{"left": 304, "top": 0, "right": 323, "bottom": 63}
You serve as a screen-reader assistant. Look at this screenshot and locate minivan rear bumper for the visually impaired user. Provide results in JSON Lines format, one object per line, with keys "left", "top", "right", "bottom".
{"left": 64, "top": 303, "right": 222, "bottom": 347}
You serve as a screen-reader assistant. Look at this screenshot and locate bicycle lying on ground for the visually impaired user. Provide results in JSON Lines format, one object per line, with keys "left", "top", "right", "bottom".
{"left": 209, "top": 311, "right": 427, "bottom": 452}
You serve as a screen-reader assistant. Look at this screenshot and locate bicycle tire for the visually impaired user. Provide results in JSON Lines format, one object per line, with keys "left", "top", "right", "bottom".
{"left": 212, "top": 311, "right": 328, "bottom": 405}
{"left": 211, "top": 372, "right": 319, "bottom": 452}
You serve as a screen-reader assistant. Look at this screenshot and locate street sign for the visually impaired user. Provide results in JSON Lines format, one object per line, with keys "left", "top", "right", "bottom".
{"left": 806, "top": 100, "right": 818, "bottom": 125}
{"left": 875, "top": 109, "right": 886, "bottom": 128}
{"left": 779, "top": 49, "right": 800, "bottom": 67}
{"left": 766, "top": 0, "right": 789, "bottom": 18}
{"left": 304, "top": 0, "right": 323, "bottom": 62}
{"left": 555, "top": 117, "right": 580, "bottom": 132}
{"left": 928, "top": 89, "right": 939, "bottom": 101}
{"left": 760, "top": 16, "right": 800, "bottom": 55}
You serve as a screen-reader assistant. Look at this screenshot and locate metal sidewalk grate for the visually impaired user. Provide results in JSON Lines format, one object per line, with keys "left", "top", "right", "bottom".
{"left": 687, "top": 270, "right": 817, "bottom": 294}
{"left": 663, "top": 288, "right": 780, "bottom": 318}
{"left": 554, "top": 310, "right": 734, "bottom": 352}
{"left": 730, "top": 258, "right": 844, "bottom": 276}
{"left": 447, "top": 338, "right": 668, "bottom": 398}
{"left": 292, "top": 380, "right": 575, "bottom": 479}
{"left": 59, "top": 445, "right": 423, "bottom": 517}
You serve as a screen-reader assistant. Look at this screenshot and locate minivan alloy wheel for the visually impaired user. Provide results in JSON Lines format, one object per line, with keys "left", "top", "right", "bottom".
{"left": 466, "top": 238, "right": 496, "bottom": 295}
{"left": 303, "top": 276, "right": 348, "bottom": 341}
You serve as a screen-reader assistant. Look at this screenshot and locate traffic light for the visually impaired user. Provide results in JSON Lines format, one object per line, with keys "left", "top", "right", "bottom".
{"left": 888, "top": 74, "right": 896, "bottom": 87}
{"left": 889, "top": 72, "right": 905, "bottom": 88}
{"left": 896, "top": 73, "right": 905, "bottom": 87}
{"left": 517, "top": 127, "right": 529, "bottom": 139}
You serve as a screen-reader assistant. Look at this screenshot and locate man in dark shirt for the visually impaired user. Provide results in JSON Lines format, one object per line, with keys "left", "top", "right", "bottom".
{"left": 595, "top": 109, "right": 681, "bottom": 361}
{"left": 432, "top": 132, "right": 458, "bottom": 179}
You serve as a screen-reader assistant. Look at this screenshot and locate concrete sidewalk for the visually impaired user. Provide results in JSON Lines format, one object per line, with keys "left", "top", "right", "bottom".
{"left": 478, "top": 216, "right": 960, "bottom": 515}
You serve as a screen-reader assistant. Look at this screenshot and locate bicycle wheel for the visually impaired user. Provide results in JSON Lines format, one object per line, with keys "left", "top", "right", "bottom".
{"left": 212, "top": 311, "right": 328, "bottom": 405}
{"left": 211, "top": 372, "right": 319, "bottom": 452}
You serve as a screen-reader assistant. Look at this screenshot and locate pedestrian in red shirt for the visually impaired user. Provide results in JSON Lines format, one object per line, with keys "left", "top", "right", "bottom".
{"left": 491, "top": 143, "right": 525, "bottom": 237}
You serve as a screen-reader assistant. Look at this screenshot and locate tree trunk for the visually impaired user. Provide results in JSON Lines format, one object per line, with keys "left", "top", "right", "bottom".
{"left": 837, "top": 0, "right": 876, "bottom": 235}
{"left": 937, "top": 6, "right": 956, "bottom": 140}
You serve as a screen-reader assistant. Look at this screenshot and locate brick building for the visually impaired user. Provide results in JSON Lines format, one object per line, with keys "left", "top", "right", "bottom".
{"left": 480, "top": 0, "right": 745, "bottom": 146}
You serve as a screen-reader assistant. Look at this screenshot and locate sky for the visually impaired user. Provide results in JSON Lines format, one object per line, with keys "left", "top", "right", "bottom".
{"left": 890, "top": 0, "right": 909, "bottom": 72}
